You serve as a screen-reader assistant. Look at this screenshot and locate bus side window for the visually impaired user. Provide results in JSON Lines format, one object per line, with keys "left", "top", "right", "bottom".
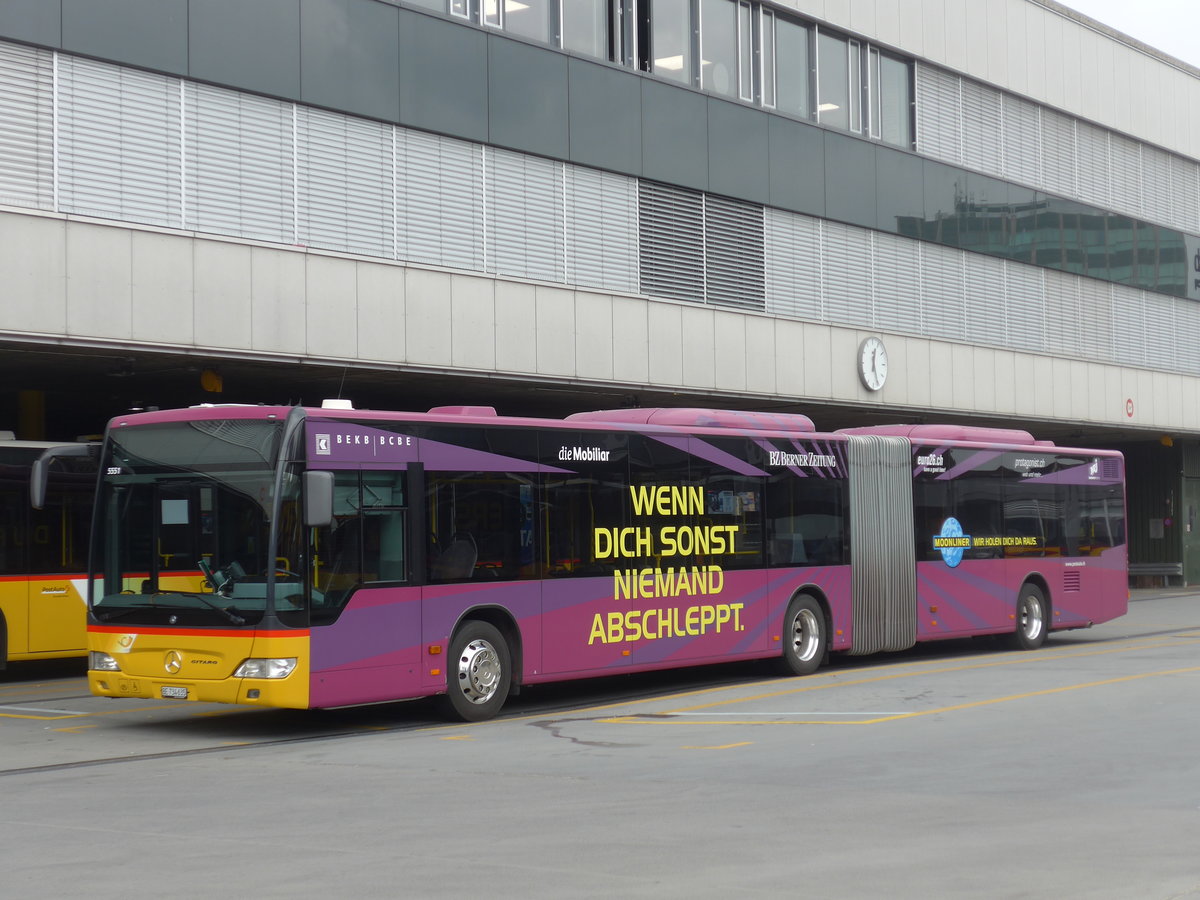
{"left": 426, "top": 472, "right": 534, "bottom": 582}
{"left": 312, "top": 472, "right": 364, "bottom": 618}
{"left": 361, "top": 471, "right": 407, "bottom": 583}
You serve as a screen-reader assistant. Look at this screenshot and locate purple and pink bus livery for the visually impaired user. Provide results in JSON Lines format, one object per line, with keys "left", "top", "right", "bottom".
{"left": 81, "top": 403, "right": 1127, "bottom": 720}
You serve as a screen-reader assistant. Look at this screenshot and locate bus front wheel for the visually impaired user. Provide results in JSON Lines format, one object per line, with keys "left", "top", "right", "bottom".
{"left": 779, "top": 594, "right": 826, "bottom": 676}
{"left": 1010, "top": 583, "right": 1048, "bottom": 650}
{"left": 441, "top": 620, "right": 512, "bottom": 722}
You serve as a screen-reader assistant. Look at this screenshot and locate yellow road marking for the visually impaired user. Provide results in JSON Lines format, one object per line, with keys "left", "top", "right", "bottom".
{"left": 412, "top": 633, "right": 1196, "bottom": 732}
{"left": 680, "top": 741, "right": 753, "bottom": 750}
{"left": 600, "top": 663, "right": 1200, "bottom": 726}
{"left": 0, "top": 704, "right": 171, "bottom": 721}
{"left": 663, "top": 638, "right": 1198, "bottom": 716}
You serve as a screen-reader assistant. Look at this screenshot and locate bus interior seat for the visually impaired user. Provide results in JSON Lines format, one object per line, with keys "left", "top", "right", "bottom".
{"left": 431, "top": 532, "right": 477, "bottom": 581}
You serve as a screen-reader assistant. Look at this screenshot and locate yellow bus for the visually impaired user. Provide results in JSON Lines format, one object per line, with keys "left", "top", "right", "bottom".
{"left": 1, "top": 435, "right": 96, "bottom": 666}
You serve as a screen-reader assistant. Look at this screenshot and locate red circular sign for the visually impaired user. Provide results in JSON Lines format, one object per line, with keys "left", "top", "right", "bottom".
{"left": 1125, "top": 398, "right": 1135, "bottom": 418}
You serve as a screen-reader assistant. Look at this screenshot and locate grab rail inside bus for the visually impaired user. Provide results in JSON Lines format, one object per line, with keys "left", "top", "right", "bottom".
{"left": 30, "top": 443, "right": 99, "bottom": 509}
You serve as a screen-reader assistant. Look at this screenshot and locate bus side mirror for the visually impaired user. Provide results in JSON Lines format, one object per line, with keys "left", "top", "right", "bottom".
{"left": 303, "top": 470, "right": 334, "bottom": 527}
{"left": 31, "top": 443, "right": 97, "bottom": 509}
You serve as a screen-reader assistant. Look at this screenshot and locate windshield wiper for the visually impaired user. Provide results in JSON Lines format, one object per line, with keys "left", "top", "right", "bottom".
{"left": 94, "top": 604, "right": 157, "bottom": 623}
{"left": 95, "top": 592, "right": 245, "bottom": 626}
{"left": 171, "top": 592, "right": 246, "bottom": 626}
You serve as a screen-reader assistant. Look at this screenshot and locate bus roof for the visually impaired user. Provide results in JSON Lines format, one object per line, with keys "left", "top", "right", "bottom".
{"left": 102, "top": 403, "right": 1124, "bottom": 455}
{"left": 838, "top": 423, "right": 1052, "bottom": 446}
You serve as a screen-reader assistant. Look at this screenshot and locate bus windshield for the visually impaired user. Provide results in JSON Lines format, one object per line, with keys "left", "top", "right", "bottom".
{"left": 91, "top": 418, "right": 305, "bottom": 628}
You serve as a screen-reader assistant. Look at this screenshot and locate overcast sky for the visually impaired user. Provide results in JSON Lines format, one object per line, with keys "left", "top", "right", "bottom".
{"left": 1056, "top": 0, "right": 1200, "bottom": 68}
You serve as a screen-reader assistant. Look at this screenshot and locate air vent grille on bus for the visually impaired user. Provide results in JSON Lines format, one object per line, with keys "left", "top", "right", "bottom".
{"left": 566, "top": 408, "right": 815, "bottom": 432}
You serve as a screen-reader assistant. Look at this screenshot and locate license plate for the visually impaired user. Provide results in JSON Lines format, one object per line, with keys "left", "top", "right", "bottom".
{"left": 161, "top": 685, "right": 188, "bottom": 700}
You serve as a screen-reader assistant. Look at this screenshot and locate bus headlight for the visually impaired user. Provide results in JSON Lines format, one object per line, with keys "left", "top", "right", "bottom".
{"left": 89, "top": 652, "right": 121, "bottom": 672}
{"left": 233, "top": 658, "right": 297, "bottom": 679}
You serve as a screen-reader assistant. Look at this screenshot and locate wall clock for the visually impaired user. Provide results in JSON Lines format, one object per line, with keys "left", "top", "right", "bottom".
{"left": 858, "top": 337, "right": 888, "bottom": 391}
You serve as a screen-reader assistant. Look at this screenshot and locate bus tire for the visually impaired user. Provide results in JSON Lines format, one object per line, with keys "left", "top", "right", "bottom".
{"left": 779, "top": 594, "right": 826, "bottom": 676}
{"left": 441, "top": 620, "right": 512, "bottom": 722}
{"left": 1010, "top": 583, "right": 1048, "bottom": 650}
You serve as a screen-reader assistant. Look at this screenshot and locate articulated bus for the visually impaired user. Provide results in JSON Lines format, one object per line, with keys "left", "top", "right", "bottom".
{"left": 2, "top": 435, "right": 96, "bottom": 666}
{"left": 57, "top": 402, "right": 1127, "bottom": 720}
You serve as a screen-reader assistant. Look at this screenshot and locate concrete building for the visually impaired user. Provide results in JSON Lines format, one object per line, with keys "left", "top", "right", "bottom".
{"left": 1, "top": 0, "right": 1198, "bottom": 579}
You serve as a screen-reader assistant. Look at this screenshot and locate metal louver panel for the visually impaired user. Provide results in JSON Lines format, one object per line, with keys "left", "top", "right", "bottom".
{"left": 1107, "top": 133, "right": 1142, "bottom": 219}
{"left": 1041, "top": 110, "right": 1077, "bottom": 199}
{"left": 1169, "top": 155, "right": 1199, "bottom": 234}
{"left": 397, "top": 129, "right": 483, "bottom": 271}
{"left": 1142, "top": 290, "right": 1176, "bottom": 370}
{"left": 913, "top": 63, "right": 961, "bottom": 164}
{"left": 1174, "top": 300, "right": 1200, "bottom": 376}
{"left": 1005, "top": 262, "right": 1046, "bottom": 352}
{"left": 1075, "top": 274, "right": 1113, "bottom": 361}
{"left": 1046, "top": 270, "right": 1084, "bottom": 355}
{"left": 0, "top": 42, "right": 53, "bottom": 209}
{"left": 486, "top": 148, "right": 564, "bottom": 283}
{"left": 58, "top": 55, "right": 181, "bottom": 226}
{"left": 1141, "top": 147, "right": 1172, "bottom": 230}
{"left": 565, "top": 165, "right": 637, "bottom": 293}
{"left": 1075, "top": 122, "right": 1111, "bottom": 210}
{"left": 872, "top": 232, "right": 921, "bottom": 334}
{"left": 822, "top": 221, "right": 872, "bottom": 327}
{"left": 704, "top": 195, "right": 764, "bottom": 311}
{"left": 764, "top": 210, "right": 822, "bottom": 319}
{"left": 964, "top": 252, "right": 1006, "bottom": 345}
{"left": 1001, "top": 94, "right": 1040, "bottom": 186}
{"left": 918, "top": 243, "right": 965, "bottom": 341}
{"left": 638, "top": 181, "right": 704, "bottom": 303}
{"left": 847, "top": 435, "right": 916, "bottom": 655}
{"left": 960, "top": 79, "right": 1002, "bottom": 174}
{"left": 1042, "top": 270, "right": 1080, "bottom": 355}
{"left": 297, "top": 107, "right": 393, "bottom": 258}
{"left": 1110, "top": 283, "right": 1145, "bottom": 366}
{"left": 186, "top": 83, "right": 293, "bottom": 242}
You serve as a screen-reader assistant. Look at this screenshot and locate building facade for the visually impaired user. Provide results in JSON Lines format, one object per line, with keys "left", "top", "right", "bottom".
{"left": 1, "top": 0, "right": 1199, "bottom": 578}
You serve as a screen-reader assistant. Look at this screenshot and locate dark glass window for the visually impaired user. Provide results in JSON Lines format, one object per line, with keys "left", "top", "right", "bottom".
{"left": 689, "top": 439, "right": 764, "bottom": 571}
{"left": 427, "top": 472, "right": 536, "bottom": 581}
{"left": 314, "top": 471, "right": 365, "bottom": 612}
{"left": 311, "top": 470, "right": 409, "bottom": 622}
{"left": 0, "top": 454, "right": 92, "bottom": 577}
{"left": 913, "top": 448, "right": 1004, "bottom": 561}
{"left": 763, "top": 442, "right": 847, "bottom": 567}
{"left": 539, "top": 430, "right": 629, "bottom": 577}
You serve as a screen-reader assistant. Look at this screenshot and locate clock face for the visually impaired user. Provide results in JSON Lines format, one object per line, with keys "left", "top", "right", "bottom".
{"left": 858, "top": 337, "right": 888, "bottom": 391}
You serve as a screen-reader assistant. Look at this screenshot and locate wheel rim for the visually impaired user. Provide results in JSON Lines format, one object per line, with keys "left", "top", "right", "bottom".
{"left": 1020, "top": 595, "right": 1044, "bottom": 640}
{"left": 456, "top": 638, "right": 502, "bottom": 705}
{"left": 790, "top": 608, "right": 821, "bottom": 663}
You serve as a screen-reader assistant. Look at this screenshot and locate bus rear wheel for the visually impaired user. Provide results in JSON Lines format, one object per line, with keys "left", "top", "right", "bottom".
{"left": 1009, "top": 583, "right": 1048, "bottom": 650}
{"left": 779, "top": 594, "right": 826, "bottom": 676}
{"left": 441, "top": 620, "right": 511, "bottom": 722}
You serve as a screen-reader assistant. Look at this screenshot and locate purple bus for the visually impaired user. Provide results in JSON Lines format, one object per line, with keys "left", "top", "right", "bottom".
{"left": 75, "top": 402, "right": 1127, "bottom": 720}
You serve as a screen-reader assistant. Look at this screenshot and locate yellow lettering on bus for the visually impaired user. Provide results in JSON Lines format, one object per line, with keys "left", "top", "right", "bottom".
{"left": 629, "top": 485, "right": 704, "bottom": 517}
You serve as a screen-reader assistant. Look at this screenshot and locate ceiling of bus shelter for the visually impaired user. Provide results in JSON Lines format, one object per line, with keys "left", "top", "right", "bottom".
{"left": 0, "top": 338, "right": 1173, "bottom": 451}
